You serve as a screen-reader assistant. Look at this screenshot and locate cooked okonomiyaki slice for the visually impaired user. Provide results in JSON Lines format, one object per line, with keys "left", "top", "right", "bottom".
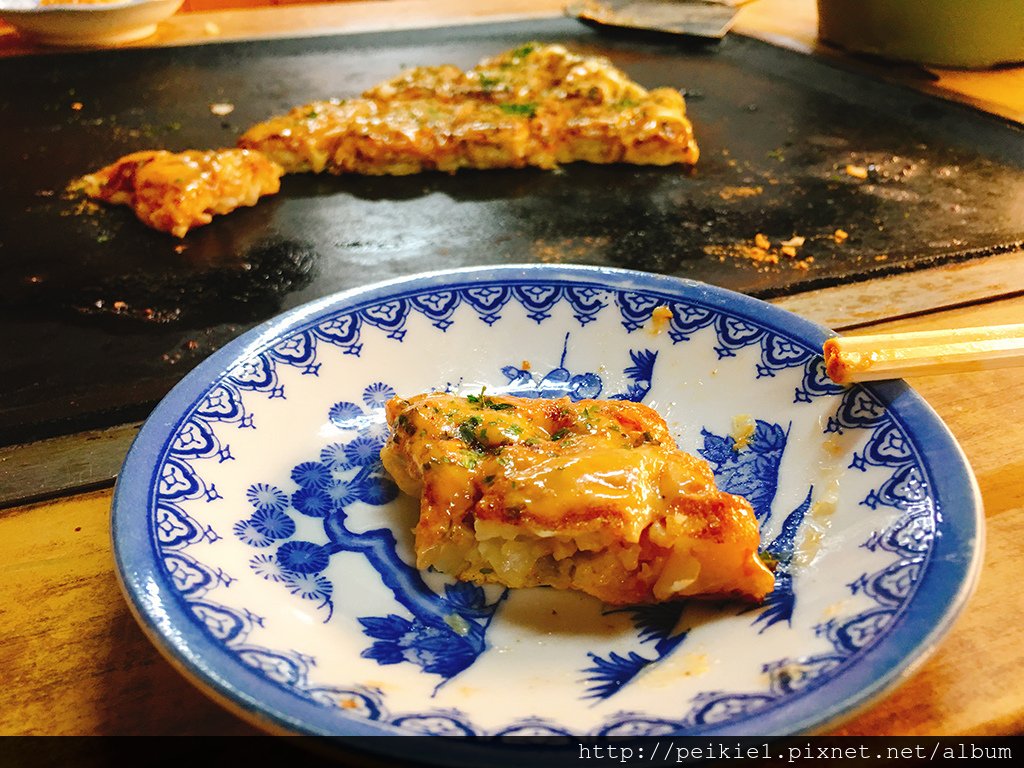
{"left": 380, "top": 392, "right": 773, "bottom": 606}
{"left": 76, "top": 148, "right": 283, "bottom": 238}
{"left": 239, "top": 43, "right": 699, "bottom": 176}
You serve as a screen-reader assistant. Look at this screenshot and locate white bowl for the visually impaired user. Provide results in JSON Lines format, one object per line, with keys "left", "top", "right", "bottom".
{"left": 0, "top": 0, "right": 184, "bottom": 47}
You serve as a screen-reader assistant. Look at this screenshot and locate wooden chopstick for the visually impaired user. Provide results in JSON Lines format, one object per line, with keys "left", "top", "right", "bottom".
{"left": 823, "top": 323, "right": 1024, "bottom": 384}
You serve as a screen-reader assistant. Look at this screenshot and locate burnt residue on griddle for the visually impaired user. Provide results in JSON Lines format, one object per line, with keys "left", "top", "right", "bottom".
{"left": 2, "top": 235, "right": 319, "bottom": 330}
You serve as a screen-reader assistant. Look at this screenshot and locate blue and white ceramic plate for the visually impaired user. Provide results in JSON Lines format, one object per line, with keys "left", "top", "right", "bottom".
{"left": 113, "top": 265, "right": 982, "bottom": 752}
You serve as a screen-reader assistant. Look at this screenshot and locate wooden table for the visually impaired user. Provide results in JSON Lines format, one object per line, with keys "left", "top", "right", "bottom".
{"left": 1, "top": 0, "right": 1022, "bottom": 739}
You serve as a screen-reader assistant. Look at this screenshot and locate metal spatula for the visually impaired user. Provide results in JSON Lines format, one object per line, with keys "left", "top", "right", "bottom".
{"left": 566, "top": 0, "right": 743, "bottom": 40}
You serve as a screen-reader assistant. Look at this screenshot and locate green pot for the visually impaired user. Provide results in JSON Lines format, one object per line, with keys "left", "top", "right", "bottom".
{"left": 817, "top": 0, "right": 1024, "bottom": 69}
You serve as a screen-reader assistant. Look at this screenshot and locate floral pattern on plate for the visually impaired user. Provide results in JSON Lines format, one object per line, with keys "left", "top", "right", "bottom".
{"left": 114, "top": 265, "right": 981, "bottom": 740}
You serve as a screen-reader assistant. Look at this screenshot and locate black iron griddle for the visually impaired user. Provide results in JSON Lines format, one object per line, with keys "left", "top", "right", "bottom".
{"left": 1, "top": 18, "right": 1022, "bottom": 447}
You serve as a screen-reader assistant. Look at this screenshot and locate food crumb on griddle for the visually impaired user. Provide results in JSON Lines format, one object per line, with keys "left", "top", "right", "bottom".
{"left": 532, "top": 235, "right": 611, "bottom": 263}
{"left": 703, "top": 232, "right": 817, "bottom": 272}
{"left": 718, "top": 185, "right": 762, "bottom": 201}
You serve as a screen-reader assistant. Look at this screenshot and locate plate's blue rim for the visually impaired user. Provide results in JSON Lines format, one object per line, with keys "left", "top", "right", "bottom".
{"left": 111, "top": 264, "right": 983, "bottom": 747}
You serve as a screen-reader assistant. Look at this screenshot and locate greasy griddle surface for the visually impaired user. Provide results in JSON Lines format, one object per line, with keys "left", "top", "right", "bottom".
{"left": 1, "top": 19, "right": 1022, "bottom": 444}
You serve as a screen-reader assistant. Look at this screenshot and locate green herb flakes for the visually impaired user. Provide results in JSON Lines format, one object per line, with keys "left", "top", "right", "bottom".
{"left": 499, "top": 102, "right": 538, "bottom": 118}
